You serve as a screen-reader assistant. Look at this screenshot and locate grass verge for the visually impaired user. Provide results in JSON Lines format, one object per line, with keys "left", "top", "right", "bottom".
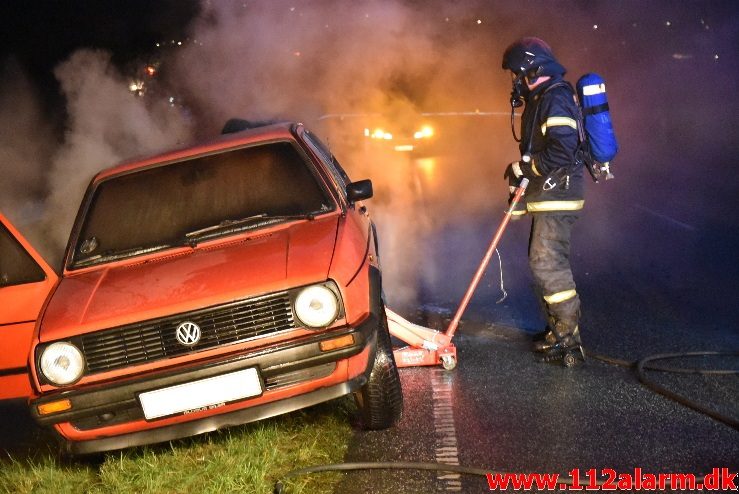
{"left": 0, "top": 399, "right": 354, "bottom": 494}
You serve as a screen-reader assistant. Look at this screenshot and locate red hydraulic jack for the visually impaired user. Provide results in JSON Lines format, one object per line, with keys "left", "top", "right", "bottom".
{"left": 387, "top": 178, "right": 529, "bottom": 370}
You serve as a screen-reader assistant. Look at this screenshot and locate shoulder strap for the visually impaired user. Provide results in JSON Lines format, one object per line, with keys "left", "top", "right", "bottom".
{"left": 545, "top": 81, "right": 587, "bottom": 145}
{"left": 524, "top": 81, "right": 582, "bottom": 156}
{"left": 542, "top": 81, "right": 574, "bottom": 95}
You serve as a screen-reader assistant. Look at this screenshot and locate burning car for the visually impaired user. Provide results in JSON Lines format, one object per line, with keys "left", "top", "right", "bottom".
{"left": 0, "top": 122, "right": 402, "bottom": 454}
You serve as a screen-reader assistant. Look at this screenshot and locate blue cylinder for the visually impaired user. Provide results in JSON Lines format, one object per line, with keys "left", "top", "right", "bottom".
{"left": 576, "top": 73, "right": 619, "bottom": 163}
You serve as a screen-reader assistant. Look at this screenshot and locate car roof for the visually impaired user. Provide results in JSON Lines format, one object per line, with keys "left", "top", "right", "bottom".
{"left": 92, "top": 122, "right": 301, "bottom": 183}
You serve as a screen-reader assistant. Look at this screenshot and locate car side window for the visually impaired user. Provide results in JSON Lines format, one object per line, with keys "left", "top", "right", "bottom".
{"left": 0, "top": 222, "right": 46, "bottom": 287}
{"left": 304, "top": 131, "right": 351, "bottom": 197}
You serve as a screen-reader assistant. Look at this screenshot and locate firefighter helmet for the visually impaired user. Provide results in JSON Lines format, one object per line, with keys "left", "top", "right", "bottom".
{"left": 502, "top": 37, "right": 566, "bottom": 80}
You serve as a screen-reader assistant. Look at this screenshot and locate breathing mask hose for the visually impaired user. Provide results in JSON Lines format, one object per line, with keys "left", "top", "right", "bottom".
{"left": 510, "top": 105, "right": 521, "bottom": 142}
{"left": 509, "top": 74, "right": 525, "bottom": 142}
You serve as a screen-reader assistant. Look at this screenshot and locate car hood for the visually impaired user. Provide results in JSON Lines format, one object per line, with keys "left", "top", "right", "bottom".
{"left": 40, "top": 216, "right": 339, "bottom": 341}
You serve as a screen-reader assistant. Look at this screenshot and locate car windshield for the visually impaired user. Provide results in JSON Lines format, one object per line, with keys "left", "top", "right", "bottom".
{"left": 70, "top": 141, "right": 333, "bottom": 269}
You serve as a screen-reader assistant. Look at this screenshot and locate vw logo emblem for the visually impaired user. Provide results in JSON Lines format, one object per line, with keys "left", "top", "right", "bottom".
{"left": 176, "top": 321, "right": 201, "bottom": 346}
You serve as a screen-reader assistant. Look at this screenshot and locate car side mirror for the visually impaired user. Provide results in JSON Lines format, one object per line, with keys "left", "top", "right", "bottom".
{"left": 346, "top": 179, "right": 373, "bottom": 202}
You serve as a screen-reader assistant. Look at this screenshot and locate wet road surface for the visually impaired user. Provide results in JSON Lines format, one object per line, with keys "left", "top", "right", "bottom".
{"left": 335, "top": 144, "right": 738, "bottom": 493}
{"left": 337, "top": 320, "right": 738, "bottom": 493}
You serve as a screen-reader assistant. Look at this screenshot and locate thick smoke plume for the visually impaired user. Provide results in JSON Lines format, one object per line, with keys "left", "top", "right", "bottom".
{"left": 165, "top": 0, "right": 513, "bottom": 307}
{"left": 1, "top": 52, "right": 192, "bottom": 264}
{"left": 46, "top": 50, "right": 192, "bottom": 253}
{"left": 0, "top": 60, "right": 57, "bottom": 230}
{"left": 1, "top": 0, "right": 513, "bottom": 308}
{"left": 1, "top": 0, "right": 737, "bottom": 314}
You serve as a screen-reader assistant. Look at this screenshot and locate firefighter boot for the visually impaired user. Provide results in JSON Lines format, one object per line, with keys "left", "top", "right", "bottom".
{"left": 533, "top": 325, "right": 581, "bottom": 353}
{"left": 532, "top": 316, "right": 556, "bottom": 352}
{"left": 538, "top": 322, "right": 585, "bottom": 367}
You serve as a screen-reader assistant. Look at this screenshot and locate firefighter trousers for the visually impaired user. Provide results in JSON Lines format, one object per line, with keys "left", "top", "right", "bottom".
{"left": 528, "top": 213, "right": 580, "bottom": 334}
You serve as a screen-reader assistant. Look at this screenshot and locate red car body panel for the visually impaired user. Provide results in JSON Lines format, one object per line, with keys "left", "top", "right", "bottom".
{"left": 40, "top": 215, "right": 339, "bottom": 342}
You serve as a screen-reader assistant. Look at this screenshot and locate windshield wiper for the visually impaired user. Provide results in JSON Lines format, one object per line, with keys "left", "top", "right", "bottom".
{"left": 184, "top": 212, "right": 316, "bottom": 245}
{"left": 74, "top": 243, "right": 174, "bottom": 268}
{"left": 184, "top": 214, "right": 268, "bottom": 239}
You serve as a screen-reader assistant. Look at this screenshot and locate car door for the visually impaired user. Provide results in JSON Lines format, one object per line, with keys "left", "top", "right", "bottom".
{"left": 0, "top": 212, "right": 58, "bottom": 399}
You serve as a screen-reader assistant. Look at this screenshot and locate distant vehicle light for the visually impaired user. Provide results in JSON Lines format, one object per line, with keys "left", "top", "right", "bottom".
{"left": 414, "top": 126, "right": 434, "bottom": 139}
{"left": 366, "top": 128, "right": 393, "bottom": 140}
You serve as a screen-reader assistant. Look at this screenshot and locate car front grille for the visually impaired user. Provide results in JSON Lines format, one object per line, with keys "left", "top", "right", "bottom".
{"left": 78, "top": 291, "right": 295, "bottom": 374}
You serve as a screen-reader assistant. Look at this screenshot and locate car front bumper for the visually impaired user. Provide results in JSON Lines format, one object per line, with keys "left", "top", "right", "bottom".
{"left": 31, "top": 316, "right": 379, "bottom": 455}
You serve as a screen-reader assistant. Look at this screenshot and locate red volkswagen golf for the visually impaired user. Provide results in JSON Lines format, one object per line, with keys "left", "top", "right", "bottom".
{"left": 0, "top": 122, "right": 402, "bottom": 454}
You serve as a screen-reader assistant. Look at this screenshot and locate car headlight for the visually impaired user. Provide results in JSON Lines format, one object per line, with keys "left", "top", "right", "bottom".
{"left": 39, "top": 342, "right": 85, "bottom": 386}
{"left": 294, "top": 285, "right": 340, "bottom": 328}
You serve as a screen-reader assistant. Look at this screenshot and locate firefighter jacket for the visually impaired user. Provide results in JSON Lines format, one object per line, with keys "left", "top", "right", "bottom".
{"left": 517, "top": 76, "right": 585, "bottom": 214}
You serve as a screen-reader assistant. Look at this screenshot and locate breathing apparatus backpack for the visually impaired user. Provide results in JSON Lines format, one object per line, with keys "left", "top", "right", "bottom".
{"left": 511, "top": 71, "right": 619, "bottom": 182}
{"left": 575, "top": 73, "right": 618, "bottom": 181}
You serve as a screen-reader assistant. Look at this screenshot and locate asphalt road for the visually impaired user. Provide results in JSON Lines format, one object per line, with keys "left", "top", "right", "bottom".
{"left": 334, "top": 144, "right": 738, "bottom": 493}
{"left": 337, "top": 321, "right": 738, "bottom": 493}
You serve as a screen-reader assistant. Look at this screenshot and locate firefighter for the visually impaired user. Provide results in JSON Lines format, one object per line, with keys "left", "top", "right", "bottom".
{"left": 502, "top": 37, "right": 585, "bottom": 366}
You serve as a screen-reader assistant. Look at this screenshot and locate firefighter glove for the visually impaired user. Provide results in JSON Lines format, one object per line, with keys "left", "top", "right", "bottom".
{"left": 504, "top": 161, "right": 523, "bottom": 187}
{"left": 505, "top": 157, "right": 537, "bottom": 182}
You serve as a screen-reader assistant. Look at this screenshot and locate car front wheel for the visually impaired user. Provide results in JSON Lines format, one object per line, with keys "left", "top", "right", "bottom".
{"left": 354, "top": 305, "right": 403, "bottom": 429}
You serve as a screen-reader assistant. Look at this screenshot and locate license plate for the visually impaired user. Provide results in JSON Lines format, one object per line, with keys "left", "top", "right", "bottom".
{"left": 139, "top": 368, "right": 262, "bottom": 420}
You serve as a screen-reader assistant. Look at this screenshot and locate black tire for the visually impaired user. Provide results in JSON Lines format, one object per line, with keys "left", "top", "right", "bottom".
{"left": 354, "top": 306, "right": 403, "bottom": 429}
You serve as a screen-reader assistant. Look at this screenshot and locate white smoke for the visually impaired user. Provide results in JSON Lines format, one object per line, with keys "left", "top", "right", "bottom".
{"left": 164, "top": 0, "right": 510, "bottom": 308}
{"left": 0, "top": 0, "right": 513, "bottom": 307}
{"left": 5, "top": 0, "right": 733, "bottom": 310}
{"left": 169, "top": 1, "right": 439, "bottom": 130}
{"left": 0, "top": 59, "right": 57, "bottom": 217}
{"left": 44, "top": 50, "right": 192, "bottom": 257}
{"left": 0, "top": 50, "right": 193, "bottom": 266}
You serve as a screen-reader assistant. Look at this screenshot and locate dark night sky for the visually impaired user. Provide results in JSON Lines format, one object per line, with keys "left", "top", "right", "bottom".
{"left": 2, "top": 1, "right": 738, "bottom": 110}
{"left": 0, "top": 0, "right": 199, "bottom": 109}
{"left": 4, "top": 2, "right": 735, "bottom": 71}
